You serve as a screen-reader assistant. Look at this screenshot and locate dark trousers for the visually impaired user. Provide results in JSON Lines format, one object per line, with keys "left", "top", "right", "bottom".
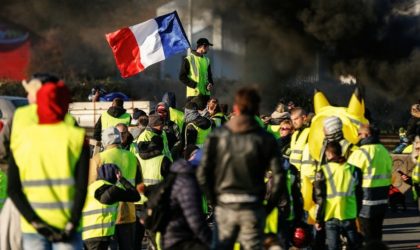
{"left": 277, "top": 219, "right": 293, "bottom": 249}
{"left": 359, "top": 215, "right": 385, "bottom": 243}
{"left": 325, "top": 219, "right": 360, "bottom": 250}
{"left": 84, "top": 236, "right": 111, "bottom": 250}
{"left": 111, "top": 223, "right": 136, "bottom": 250}
{"left": 165, "top": 239, "right": 208, "bottom": 250}
{"left": 135, "top": 206, "right": 145, "bottom": 250}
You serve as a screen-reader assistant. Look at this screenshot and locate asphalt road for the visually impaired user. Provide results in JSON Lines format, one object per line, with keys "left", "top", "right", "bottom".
{"left": 384, "top": 199, "right": 420, "bottom": 249}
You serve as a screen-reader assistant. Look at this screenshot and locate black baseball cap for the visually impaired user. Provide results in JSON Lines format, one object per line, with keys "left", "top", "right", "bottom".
{"left": 196, "top": 38, "right": 213, "bottom": 47}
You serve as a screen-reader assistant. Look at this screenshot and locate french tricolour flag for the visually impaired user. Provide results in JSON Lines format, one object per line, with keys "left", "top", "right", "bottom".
{"left": 106, "top": 11, "right": 190, "bottom": 78}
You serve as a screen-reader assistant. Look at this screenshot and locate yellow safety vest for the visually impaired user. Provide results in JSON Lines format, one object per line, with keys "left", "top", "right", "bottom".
{"left": 411, "top": 157, "right": 420, "bottom": 199}
{"left": 137, "top": 155, "right": 165, "bottom": 205}
{"left": 186, "top": 123, "right": 211, "bottom": 148}
{"left": 139, "top": 155, "right": 164, "bottom": 186}
{"left": 211, "top": 112, "right": 226, "bottom": 128}
{"left": 99, "top": 147, "right": 137, "bottom": 185}
{"left": 290, "top": 127, "right": 310, "bottom": 171}
{"left": 138, "top": 129, "right": 172, "bottom": 162}
{"left": 14, "top": 122, "right": 85, "bottom": 233}
{"left": 267, "top": 125, "right": 281, "bottom": 139}
{"left": 99, "top": 147, "right": 138, "bottom": 224}
{"left": 0, "top": 170, "right": 7, "bottom": 210}
{"left": 169, "top": 107, "right": 184, "bottom": 132}
{"left": 412, "top": 157, "right": 420, "bottom": 184}
{"left": 10, "top": 104, "right": 75, "bottom": 153}
{"left": 101, "top": 112, "right": 131, "bottom": 130}
{"left": 322, "top": 162, "right": 358, "bottom": 221}
{"left": 347, "top": 144, "right": 392, "bottom": 188}
{"left": 300, "top": 144, "right": 316, "bottom": 216}
{"left": 82, "top": 180, "right": 118, "bottom": 240}
{"left": 347, "top": 144, "right": 392, "bottom": 207}
{"left": 185, "top": 54, "right": 210, "bottom": 97}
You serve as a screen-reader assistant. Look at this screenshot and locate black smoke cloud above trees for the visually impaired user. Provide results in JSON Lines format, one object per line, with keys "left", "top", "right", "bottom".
{"left": 213, "top": 0, "right": 420, "bottom": 101}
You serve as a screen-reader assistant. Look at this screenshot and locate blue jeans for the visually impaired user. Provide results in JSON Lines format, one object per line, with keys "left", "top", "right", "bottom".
{"left": 325, "top": 219, "right": 359, "bottom": 250}
{"left": 22, "top": 233, "right": 83, "bottom": 250}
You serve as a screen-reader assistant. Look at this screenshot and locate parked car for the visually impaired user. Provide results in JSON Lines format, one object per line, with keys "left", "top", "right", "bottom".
{"left": 0, "top": 96, "right": 28, "bottom": 124}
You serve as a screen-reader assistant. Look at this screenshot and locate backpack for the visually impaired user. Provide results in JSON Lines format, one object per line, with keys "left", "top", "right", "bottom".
{"left": 143, "top": 173, "right": 177, "bottom": 232}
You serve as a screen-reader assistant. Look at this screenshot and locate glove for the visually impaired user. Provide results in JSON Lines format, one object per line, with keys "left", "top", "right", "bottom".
{"left": 60, "top": 222, "right": 76, "bottom": 242}
{"left": 31, "top": 220, "right": 63, "bottom": 242}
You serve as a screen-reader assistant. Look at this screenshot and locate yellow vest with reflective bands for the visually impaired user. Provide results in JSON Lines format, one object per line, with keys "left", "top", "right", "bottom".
{"left": 10, "top": 104, "right": 75, "bottom": 153}
{"left": 347, "top": 144, "right": 392, "bottom": 188}
{"left": 322, "top": 162, "right": 358, "bottom": 221}
{"left": 137, "top": 155, "right": 165, "bottom": 205}
{"left": 14, "top": 122, "right": 85, "bottom": 233}
{"left": 99, "top": 147, "right": 138, "bottom": 224}
{"left": 290, "top": 127, "right": 310, "bottom": 171}
{"left": 138, "top": 129, "right": 172, "bottom": 161}
{"left": 82, "top": 180, "right": 118, "bottom": 240}
{"left": 186, "top": 54, "right": 210, "bottom": 97}
{"left": 99, "top": 147, "right": 137, "bottom": 185}
{"left": 139, "top": 155, "right": 164, "bottom": 186}
{"left": 101, "top": 112, "right": 131, "bottom": 130}
{"left": 186, "top": 123, "right": 211, "bottom": 148}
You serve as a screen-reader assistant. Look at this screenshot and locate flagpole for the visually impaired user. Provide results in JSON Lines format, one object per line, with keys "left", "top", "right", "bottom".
{"left": 188, "top": 0, "right": 192, "bottom": 53}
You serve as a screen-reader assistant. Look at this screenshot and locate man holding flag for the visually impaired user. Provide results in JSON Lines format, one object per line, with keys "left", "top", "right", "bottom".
{"left": 179, "top": 38, "right": 214, "bottom": 105}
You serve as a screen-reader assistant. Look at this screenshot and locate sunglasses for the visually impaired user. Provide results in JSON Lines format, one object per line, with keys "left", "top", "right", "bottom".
{"left": 280, "top": 127, "right": 291, "bottom": 131}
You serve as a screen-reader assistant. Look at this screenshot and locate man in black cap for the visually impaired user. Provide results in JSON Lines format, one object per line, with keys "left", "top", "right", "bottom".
{"left": 179, "top": 38, "right": 214, "bottom": 104}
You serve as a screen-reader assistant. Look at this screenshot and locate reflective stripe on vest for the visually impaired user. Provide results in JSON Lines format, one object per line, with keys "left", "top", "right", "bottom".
{"left": 362, "top": 199, "right": 388, "bottom": 206}
{"left": 137, "top": 155, "right": 165, "bottom": 205}
{"left": 289, "top": 128, "right": 310, "bottom": 171}
{"left": 14, "top": 122, "right": 85, "bottom": 233}
{"left": 82, "top": 180, "right": 118, "bottom": 240}
{"left": 186, "top": 123, "right": 212, "bottom": 148}
{"left": 101, "top": 112, "right": 131, "bottom": 130}
{"left": 322, "top": 162, "right": 357, "bottom": 221}
{"left": 347, "top": 144, "right": 392, "bottom": 188}
{"left": 139, "top": 155, "right": 164, "bottom": 186}
{"left": 186, "top": 54, "right": 210, "bottom": 97}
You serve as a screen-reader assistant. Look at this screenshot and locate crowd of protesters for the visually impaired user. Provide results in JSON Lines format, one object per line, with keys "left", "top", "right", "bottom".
{"left": 0, "top": 37, "right": 419, "bottom": 250}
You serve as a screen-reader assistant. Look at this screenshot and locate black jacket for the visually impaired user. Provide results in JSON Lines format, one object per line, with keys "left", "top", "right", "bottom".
{"left": 95, "top": 177, "right": 140, "bottom": 205}
{"left": 197, "top": 114, "right": 286, "bottom": 211}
